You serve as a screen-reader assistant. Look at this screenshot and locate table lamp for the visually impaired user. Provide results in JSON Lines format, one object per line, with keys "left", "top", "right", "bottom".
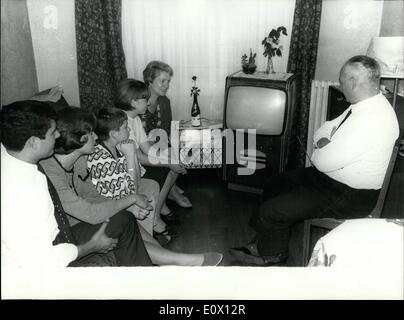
{"left": 366, "top": 36, "right": 404, "bottom": 109}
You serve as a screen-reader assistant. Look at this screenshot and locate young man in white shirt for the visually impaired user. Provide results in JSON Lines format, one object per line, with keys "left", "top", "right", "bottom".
{"left": 1, "top": 101, "right": 149, "bottom": 272}
{"left": 230, "top": 55, "right": 400, "bottom": 266}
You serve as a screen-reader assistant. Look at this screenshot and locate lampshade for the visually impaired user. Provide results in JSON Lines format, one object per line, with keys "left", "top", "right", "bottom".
{"left": 366, "top": 36, "right": 404, "bottom": 78}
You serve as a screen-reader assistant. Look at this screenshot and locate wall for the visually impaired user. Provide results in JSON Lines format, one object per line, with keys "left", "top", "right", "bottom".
{"left": 315, "top": 0, "right": 384, "bottom": 82}
{"left": 379, "top": 0, "right": 404, "bottom": 97}
{"left": 380, "top": 0, "right": 404, "bottom": 36}
{"left": 1, "top": 0, "right": 38, "bottom": 106}
{"left": 123, "top": 0, "right": 296, "bottom": 122}
{"left": 20, "top": 0, "right": 403, "bottom": 108}
{"left": 27, "top": 0, "right": 80, "bottom": 106}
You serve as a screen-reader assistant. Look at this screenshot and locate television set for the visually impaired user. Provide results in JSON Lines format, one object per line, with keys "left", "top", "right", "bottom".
{"left": 222, "top": 71, "right": 300, "bottom": 193}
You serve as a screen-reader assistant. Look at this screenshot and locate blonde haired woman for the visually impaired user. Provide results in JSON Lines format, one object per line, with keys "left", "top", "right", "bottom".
{"left": 141, "top": 61, "right": 192, "bottom": 212}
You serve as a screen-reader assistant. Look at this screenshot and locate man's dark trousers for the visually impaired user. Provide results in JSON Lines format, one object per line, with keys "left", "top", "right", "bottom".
{"left": 252, "top": 167, "right": 379, "bottom": 257}
{"left": 70, "top": 210, "right": 153, "bottom": 266}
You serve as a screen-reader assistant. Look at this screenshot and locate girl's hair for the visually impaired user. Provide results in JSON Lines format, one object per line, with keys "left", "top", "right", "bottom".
{"left": 54, "top": 107, "right": 96, "bottom": 154}
{"left": 143, "top": 61, "right": 174, "bottom": 86}
{"left": 95, "top": 108, "right": 128, "bottom": 141}
{"left": 115, "top": 79, "right": 150, "bottom": 111}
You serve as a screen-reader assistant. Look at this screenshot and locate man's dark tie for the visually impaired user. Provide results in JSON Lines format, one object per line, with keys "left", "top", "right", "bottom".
{"left": 335, "top": 109, "right": 352, "bottom": 132}
{"left": 37, "top": 164, "right": 78, "bottom": 245}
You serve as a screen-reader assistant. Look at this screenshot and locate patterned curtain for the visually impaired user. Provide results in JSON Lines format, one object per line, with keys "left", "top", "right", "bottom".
{"left": 75, "top": 0, "right": 127, "bottom": 112}
{"left": 287, "top": 0, "right": 322, "bottom": 168}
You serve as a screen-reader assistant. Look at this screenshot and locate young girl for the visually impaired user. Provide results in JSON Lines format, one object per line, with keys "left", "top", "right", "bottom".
{"left": 114, "top": 79, "right": 185, "bottom": 228}
{"left": 87, "top": 107, "right": 169, "bottom": 244}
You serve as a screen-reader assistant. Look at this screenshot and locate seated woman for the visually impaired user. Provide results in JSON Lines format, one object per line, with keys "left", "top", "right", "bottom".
{"left": 40, "top": 107, "right": 223, "bottom": 266}
{"left": 142, "top": 61, "right": 192, "bottom": 210}
{"left": 115, "top": 79, "right": 188, "bottom": 225}
{"left": 87, "top": 107, "right": 169, "bottom": 244}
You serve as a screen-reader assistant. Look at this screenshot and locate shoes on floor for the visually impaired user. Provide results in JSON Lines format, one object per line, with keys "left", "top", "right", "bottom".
{"left": 229, "top": 247, "right": 287, "bottom": 266}
{"left": 160, "top": 203, "right": 171, "bottom": 215}
{"left": 229, "top": 247, "right": 264, "bottom": 265}
{"left": 153, "top": 227, "right": 178, "bottom": 246}
{"left": 201, "top": 252, "right": 223, "bottom": 266}
{"left": 175, "top": 185, "right": 185, "bottom": 194}
{"left": 161, "top": 212, "right": 181, "bottom": 225}
{"left": 168, "top": 194, "right": 192, "bottom": 208}
{"left": 242, "top": 237, "right": 259, "bottom": 256}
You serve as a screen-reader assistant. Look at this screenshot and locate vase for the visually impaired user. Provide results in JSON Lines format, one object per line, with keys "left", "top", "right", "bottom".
{"left": 266, "top": 57, "right": 275, "bottom": 74}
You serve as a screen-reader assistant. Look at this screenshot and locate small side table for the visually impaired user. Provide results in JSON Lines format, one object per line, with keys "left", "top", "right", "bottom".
{"left": 175, "top": 119, "right": 223, "bottom": 168}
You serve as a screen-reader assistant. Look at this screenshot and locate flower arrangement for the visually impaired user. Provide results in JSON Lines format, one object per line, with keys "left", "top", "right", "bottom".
{"left": 262, "top": 26, "right": 287, "bottom": 73}
{"left": 241, "top": 49, "right": 257, "bottom": 74}
{"left": 190, "top": 76, "right": 200, "bottom": 96}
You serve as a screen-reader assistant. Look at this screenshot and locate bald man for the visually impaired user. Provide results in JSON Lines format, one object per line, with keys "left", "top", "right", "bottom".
{"left": 230, "top": 55, "right": 400, "bottom": 266}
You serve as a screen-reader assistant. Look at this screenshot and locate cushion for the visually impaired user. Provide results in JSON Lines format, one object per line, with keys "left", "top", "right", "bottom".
{"left": 31, "top": 86, "right": 69, "bottom": 112}
{"left": 68, "top": 252, "right": 118, "bottom": 267}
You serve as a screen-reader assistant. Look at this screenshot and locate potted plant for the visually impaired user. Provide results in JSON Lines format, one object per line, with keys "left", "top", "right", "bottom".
{"left": 241, "top": 49, "right": 257, "bottom": 74}
{"left": 262, "top": 26, "right": 287, "bottom": 74}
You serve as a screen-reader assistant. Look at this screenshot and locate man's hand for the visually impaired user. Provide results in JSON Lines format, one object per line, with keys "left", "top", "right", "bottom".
{"left": 90, "top": 221, "right": 118, "bottom": 254}
{"left": 169, "top": 163, "right": 188, "bottom": 175}
{"left": 133, "top": 194, "right": 153, "bottom": 211}
{"left": 118, "top": 139, "right": 136, "bottom": 157}
{"left": 316, "top": 137, "right": 331, "bottom": 149}
{"left": 132, "top": 208, "right": 151, "bottom": 220}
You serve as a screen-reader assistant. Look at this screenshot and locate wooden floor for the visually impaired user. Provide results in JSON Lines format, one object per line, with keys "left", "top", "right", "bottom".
{"left": 164, "top": 168, "right": 304, "bottom": 267}
{"left": 164, "top": 154, "right": 404, "bottom": 266}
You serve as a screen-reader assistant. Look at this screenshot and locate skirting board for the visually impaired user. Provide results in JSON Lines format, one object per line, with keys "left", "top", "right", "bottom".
{"left": 227, "top": 182, "right": 264, "bottom": 195}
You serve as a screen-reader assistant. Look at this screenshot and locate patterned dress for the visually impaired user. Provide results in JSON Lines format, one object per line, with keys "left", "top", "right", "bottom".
{"left": 87, "top": 143, "right": 137, "bottom": 200}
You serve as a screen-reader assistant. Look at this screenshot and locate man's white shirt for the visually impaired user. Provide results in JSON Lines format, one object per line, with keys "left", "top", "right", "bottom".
{"left": 311, "top": 93, "right": 399, "bottom": 189}
{"left": 1, "top": 145, "right": 78, "bottom": 272}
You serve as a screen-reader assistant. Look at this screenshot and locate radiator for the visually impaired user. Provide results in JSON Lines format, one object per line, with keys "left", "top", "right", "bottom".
{"left": 305, "top": 80, "right": 339, "bottom": 167}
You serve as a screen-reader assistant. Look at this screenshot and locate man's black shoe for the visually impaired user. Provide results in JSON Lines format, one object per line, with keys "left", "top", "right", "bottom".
{"left": 229, "top": 247, "right": 287, "bottom": 266}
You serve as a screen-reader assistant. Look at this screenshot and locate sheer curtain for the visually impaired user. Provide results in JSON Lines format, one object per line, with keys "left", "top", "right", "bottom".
{"left": 122, "top": 0, "right": 295, "bottom": 122}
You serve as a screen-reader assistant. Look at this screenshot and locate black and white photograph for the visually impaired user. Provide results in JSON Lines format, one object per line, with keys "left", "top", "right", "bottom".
{"left": 1, "top": 0, "right": 403, "bottom": 303}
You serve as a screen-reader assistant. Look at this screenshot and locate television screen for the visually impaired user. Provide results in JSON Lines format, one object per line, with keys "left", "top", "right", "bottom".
{"left": 225, "top": 85, "right": 286, "bottom": 135}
